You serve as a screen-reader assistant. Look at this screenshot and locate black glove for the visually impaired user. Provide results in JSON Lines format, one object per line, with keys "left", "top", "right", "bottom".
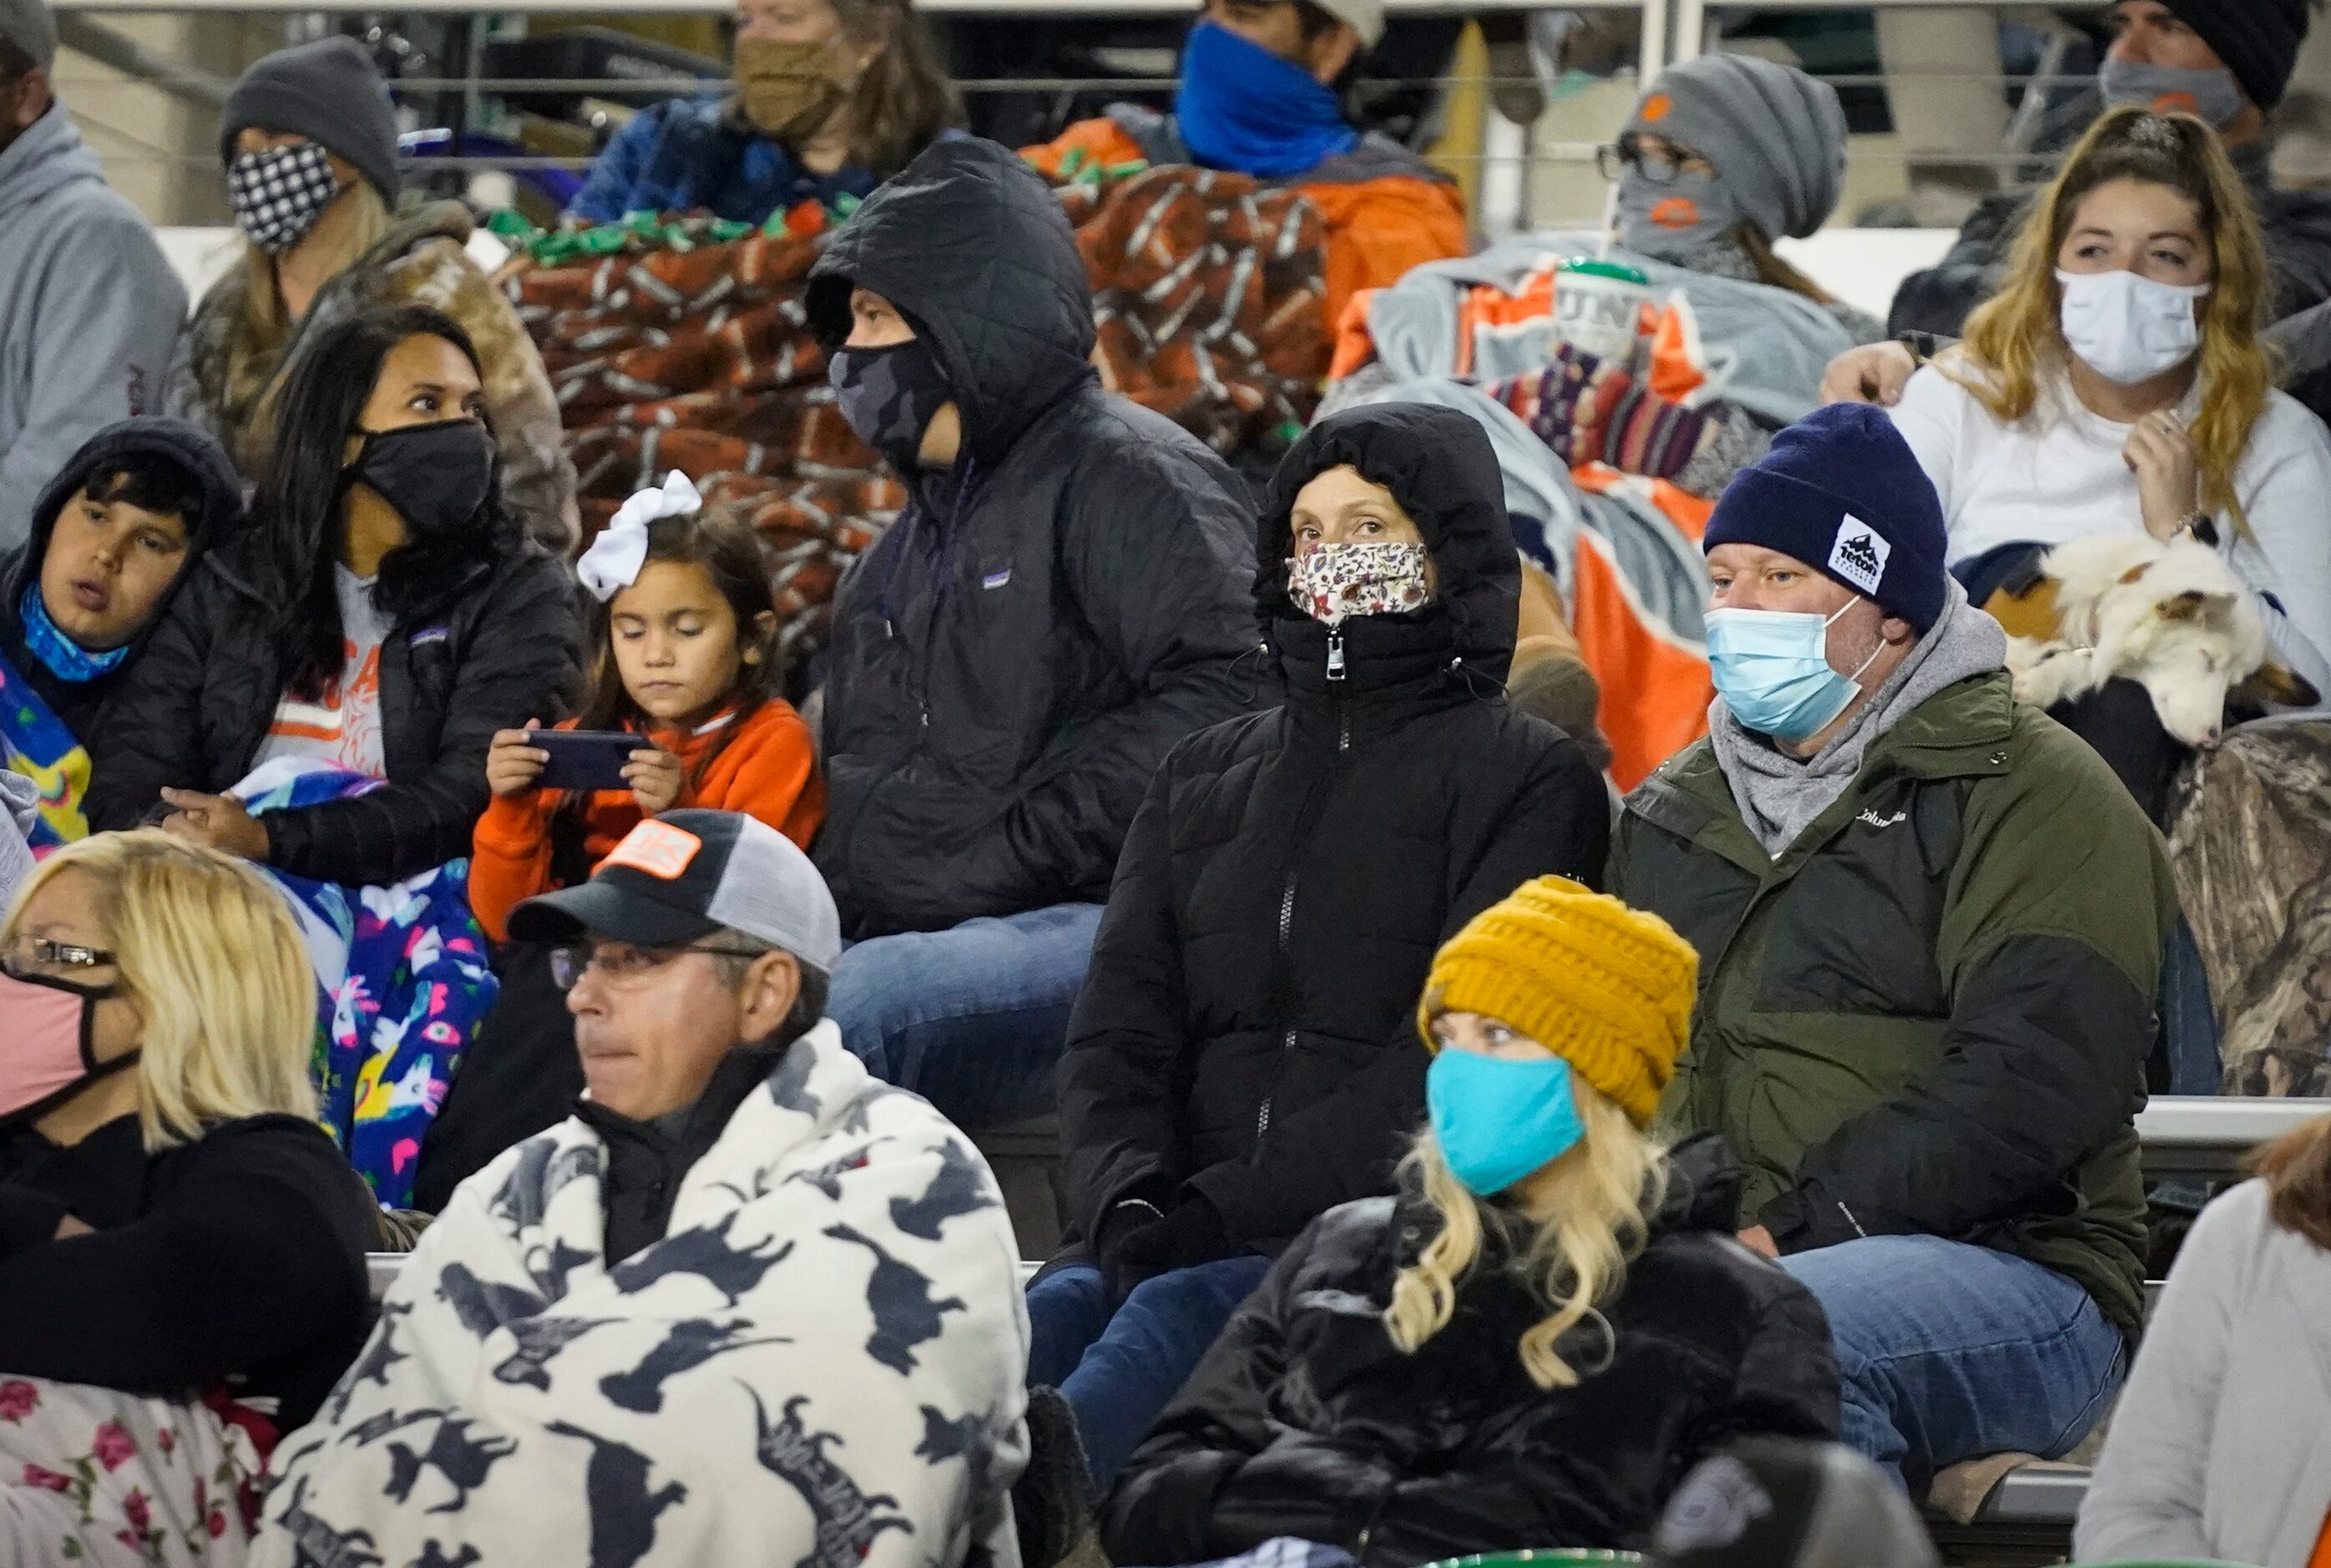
{"left": 1095, "top": 1196, "right": 1168, "bottom": 1303}
{"left": 1106, "top": 1196, "right": 1234, "bottom": 1302}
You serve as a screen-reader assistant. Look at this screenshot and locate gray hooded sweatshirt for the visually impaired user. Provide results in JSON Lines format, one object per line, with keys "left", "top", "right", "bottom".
{"left": 0, "top": 771, "right": 36, "bottom": 914}
{"left": 0, "top": 106, "right": 186, "bottom": 550}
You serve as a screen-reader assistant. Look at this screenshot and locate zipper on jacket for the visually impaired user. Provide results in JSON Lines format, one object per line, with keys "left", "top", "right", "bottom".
{"left": 1326, "top": 630, "right": 1346, "bottom": 681}
{"left": 1254, "top": 867, "right": 1302, "bottom": 1156}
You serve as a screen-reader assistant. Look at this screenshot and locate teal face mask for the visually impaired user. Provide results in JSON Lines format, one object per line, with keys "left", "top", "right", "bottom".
{"left": 1426, "top": 1047, "right": 1586, "bottom": 1197}
{"left": 1705, "top": 603, "right": 1879, "bottom": 743}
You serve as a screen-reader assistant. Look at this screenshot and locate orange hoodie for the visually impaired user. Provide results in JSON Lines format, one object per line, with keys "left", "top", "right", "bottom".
{"left": 470, "top": 701, "right": 825, "bottom": 942}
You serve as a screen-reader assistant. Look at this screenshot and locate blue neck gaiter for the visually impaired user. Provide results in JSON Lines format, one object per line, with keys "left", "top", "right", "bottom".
{"left": 18, "top": 586, "right": 127, "bottom": 685}
{"left": 1176, "top": 20, "right": 1360, "bottom": 180}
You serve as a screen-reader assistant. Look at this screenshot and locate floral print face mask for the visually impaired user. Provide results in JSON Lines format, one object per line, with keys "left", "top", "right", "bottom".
{"left": 1287, "top": 541, "right": 1433, "bottom": 627}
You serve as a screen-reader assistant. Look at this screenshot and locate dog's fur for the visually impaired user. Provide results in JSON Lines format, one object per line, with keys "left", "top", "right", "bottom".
{"left": 2000, "top": 534, "right": 2314, "bottom": 746}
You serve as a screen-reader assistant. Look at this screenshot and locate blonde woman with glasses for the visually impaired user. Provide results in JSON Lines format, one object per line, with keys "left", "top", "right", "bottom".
{"left": 0, "top": 831, "right": 377, "bottom": 1566}
{"left": 1102, "top": 878, "right": 1838, "bottom": 1565}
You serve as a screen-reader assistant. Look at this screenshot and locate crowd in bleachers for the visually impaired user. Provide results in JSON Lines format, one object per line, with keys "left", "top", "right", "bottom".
{"left": 5, "top": 0, "right": 2331, "bottom": 1562}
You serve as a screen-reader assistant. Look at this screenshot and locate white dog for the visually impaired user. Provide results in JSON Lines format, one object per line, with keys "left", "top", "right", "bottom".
{"left": 2005, "top": 534, "right": 2283, "bottom": 746}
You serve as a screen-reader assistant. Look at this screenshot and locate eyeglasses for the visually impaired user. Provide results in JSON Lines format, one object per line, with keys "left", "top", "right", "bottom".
{"left": 2, "top": 933, "right": 118, "bottom": 979}
{"left": 1596, "top": 135, "right": 1687, "bottom": 185}
{"left": 548, "top": 940, "right": 770, "bottom": 990}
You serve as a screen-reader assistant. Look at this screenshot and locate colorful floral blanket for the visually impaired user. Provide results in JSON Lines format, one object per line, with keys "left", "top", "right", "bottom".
{"left": 0, "top": 645, "right": 89, "bottom": 847}
{"left": 254, "top": 1025, "right": 1029, "bottom": 1568}
{"left": 233, "top": 761, "right": 495, "bottom": 1209}
{"left": 0, "top": 1378, "right": 261, "bottom": 1567}
{"left": 505, "top": 171, "right": 1329, "bottom": 667}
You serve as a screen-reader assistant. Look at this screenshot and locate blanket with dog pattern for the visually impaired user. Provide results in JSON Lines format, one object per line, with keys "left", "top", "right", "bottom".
{"left": 251, "top": 1023, "right": 1030, "bottom": 1568}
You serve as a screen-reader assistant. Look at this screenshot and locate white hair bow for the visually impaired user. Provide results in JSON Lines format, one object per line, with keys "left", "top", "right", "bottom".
{"left": 577, "top": 471, "right": 702, "bottom": 602}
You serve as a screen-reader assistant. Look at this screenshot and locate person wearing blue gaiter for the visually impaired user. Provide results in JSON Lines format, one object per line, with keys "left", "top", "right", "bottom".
{"left": 1023, "top": 0, "right": 1467, "bottom": 327}
{"left": 1101, "top": 875, "right": 1838, "bottom": 1565}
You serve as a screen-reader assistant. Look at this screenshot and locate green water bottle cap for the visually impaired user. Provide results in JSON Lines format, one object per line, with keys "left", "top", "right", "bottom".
{"left": 1556, "top": 256, "right": 1651, "bottom": 286}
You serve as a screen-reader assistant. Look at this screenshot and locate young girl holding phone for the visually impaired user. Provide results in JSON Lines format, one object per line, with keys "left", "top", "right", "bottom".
{"left": 470, "top": 473, "right": 823, "bottom": 938}
{"left": 417, "top": 476, "right": 823, "bottom": 1208}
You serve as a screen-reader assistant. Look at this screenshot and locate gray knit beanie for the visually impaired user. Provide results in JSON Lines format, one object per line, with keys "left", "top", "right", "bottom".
{"left": 0, "top": 0, "right": 56, "bottom": 73}
{"left": 219, "top": 37, "right": 400, "bottom": 202}
{"left": 1623, "top": 53, "right": 1847, "bottom": 240}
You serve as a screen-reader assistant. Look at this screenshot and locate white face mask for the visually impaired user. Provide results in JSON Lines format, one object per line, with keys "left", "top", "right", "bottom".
{"left": 2055, "top": 267, "right": 2210, "bottom": 386}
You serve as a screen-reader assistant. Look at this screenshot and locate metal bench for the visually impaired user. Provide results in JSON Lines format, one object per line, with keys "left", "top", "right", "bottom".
{"left": 2136, "top": 1096, "right": 2330, "bottom": 1179}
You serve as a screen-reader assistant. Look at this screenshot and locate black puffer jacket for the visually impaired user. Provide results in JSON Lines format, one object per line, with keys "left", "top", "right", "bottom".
{"left": 804, "top": 137, "right": 1258, "bottom": 938}
{"left": 0, "top": 417, "right": 243, "bottom": 743}
{"left": 1057, "top": 404, "right": 1611, "bottom": 1256}
{"left": 85, "top": 534, "right": 582, "bottom": 884}
{"left": 1102, "top": 1135, "right": 1841, "bottom": 1566}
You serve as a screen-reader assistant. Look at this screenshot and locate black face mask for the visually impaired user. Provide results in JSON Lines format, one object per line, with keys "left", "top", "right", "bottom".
{"left": 345, "top": 418, "right": 498, "bottom": 539}
{"left": 827, "top": 340, "right": 955, "bottom": 473}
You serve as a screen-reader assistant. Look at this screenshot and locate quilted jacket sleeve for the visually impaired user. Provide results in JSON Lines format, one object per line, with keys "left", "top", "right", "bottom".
{"left": 83, "top": 563, "right": 223, "bottom": 832}
{"left": 1188, "top": 739, "right": 1612, "bottom": 1246}
{"left": 265, "top": 554, "right": 584, "bottom": 885}
{"left": 1056, "top": 760, "right": 1190, "bottom": 1242}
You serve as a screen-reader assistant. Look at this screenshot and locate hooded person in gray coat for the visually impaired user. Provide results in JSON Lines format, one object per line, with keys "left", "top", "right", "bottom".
{"left": 0, "top": 0, "right": 187, "bottom": 552}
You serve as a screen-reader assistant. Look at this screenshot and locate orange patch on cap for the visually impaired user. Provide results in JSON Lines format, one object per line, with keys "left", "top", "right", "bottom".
{"left": 1649, "top": 195, "right": 1701, "bottom": 230}
{"left": 2152, "top": 91, "right": 2201, "bottom": 115}
{"left": 1641, "top": 93, "right": 1672, "bottom": 122}
{"left": 605, "top": 819, "right": 702, "bottom": 880}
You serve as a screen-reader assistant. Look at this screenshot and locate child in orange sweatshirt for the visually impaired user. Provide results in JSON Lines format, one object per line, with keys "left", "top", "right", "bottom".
{"left": 470, "top": 476, "right": 824, "bottom": 941}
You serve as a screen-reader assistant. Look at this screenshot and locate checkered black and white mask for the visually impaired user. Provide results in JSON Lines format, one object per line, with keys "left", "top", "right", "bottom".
{"left": 226, "top": 143, "right": 342, "bottom": 255}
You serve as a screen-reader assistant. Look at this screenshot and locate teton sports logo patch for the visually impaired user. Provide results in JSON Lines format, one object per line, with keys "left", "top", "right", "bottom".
{"left": 1828, "top": 513, "right": 1889, "bottom": 596}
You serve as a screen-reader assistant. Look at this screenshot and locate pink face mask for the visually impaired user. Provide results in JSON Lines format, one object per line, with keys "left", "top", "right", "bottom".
{"left": 0, "top": 969, "right": 136, "bottom": 1128}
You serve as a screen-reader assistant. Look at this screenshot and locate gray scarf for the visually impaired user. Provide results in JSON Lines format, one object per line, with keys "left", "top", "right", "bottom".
{"left": 1707, "top": 579, "right": 2006, "bottom": 857}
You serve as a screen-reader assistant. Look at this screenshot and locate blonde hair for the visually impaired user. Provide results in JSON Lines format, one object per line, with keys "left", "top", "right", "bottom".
{"left": 1950, "top": 107, "right": 2273, "bottom": 526}
{"left": 230, "top": 180, "right": 393, "bottom": 473}
{"left": 2, "top": 832, "right": 317, "bottom": 1150}
{"left": 1384, "top": 1075, "right": 1666, "bottom": 1391}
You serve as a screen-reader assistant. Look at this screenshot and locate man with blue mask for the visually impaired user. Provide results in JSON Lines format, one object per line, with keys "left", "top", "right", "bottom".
{"left": 1611, "top": 402, "right": 2177, "bottom": 1494}
{"left": 1878, "top": 0, "right": 2330, "bottom": 351}
{"left": 1024, "top": 0, "right": 1464, "bottom": 329}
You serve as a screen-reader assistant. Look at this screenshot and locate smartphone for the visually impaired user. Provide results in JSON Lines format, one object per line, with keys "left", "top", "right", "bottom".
{"left": 533, "top": 729, "right": 645, "bottom": 792}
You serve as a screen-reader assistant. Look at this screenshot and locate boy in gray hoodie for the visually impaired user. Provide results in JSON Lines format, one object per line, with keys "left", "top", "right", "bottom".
{"left": 0, "top": 0, "right": 186, "bottom": 550}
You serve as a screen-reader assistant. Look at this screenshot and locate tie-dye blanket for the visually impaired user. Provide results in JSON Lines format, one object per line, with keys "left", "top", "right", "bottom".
{"left": 253, "top": 1024, "right": 1029, "bottom": 1568}
{"left": 0, "top": 646, "right": 90, "bottom": 847}
{"left": 232, "top": 761, "right": 495, "bottom": 1209}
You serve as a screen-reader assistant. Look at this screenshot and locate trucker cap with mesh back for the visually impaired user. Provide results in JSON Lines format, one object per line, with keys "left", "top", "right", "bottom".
{"left": 508, "top": 809, "right": 842, "bottom": 974}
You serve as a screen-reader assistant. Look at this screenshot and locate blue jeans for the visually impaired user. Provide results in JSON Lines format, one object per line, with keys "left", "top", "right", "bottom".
{"left": 827, "top": 903, "right": 1105, "bottom": 1130}
{"left": 1025, "top": 1257, "right": 1273, "bottom": 1489}
{"left": 1778, "top": 1236, "right": 2127, "bottom": 1491}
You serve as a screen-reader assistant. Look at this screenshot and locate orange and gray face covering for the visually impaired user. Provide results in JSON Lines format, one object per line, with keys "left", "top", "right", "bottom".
{"left": 1616, "top": 53, "right": 1848, "bottom": 250}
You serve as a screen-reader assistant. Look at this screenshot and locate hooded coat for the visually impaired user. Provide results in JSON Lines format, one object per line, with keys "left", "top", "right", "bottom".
{"left": 1100, "top": 1135, "right": 1841, "bottom": 1565}
{"left": 1056, "top": 403, "right": 1612, "bottom": 1257}
{"left": 804, "top": 137, "right": 1259, "bottom": 938}
{"left": 0, "top": 419, "right": 245, "bottom": 743}
{"left": 0, "top": 107, "right": 187, "bottom": 551}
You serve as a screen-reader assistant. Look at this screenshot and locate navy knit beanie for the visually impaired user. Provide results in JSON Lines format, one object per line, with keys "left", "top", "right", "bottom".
{"left": 1704, "top": 403, "right": 1948, "bottom": 633}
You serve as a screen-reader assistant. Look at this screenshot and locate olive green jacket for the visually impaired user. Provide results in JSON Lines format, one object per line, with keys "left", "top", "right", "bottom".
{"left": 1612, "top": 671, "right": 2173, "bottom": 1336}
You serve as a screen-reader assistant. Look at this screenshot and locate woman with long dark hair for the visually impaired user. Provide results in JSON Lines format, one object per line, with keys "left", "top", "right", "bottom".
{"left": 87, "top": 303, "right": 583, "bottom": 888}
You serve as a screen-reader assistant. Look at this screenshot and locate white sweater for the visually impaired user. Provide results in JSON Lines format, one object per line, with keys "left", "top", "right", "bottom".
{"left": 1890, "top": 361, "right": 2331, "bottom": 699}
{"left": 2076, "top": 1178, "right": 2331, "bottom": 1568}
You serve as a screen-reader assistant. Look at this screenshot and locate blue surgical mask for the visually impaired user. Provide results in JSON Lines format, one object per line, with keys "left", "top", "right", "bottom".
{"left": 2098, "top": 58, "right": 2244, "bottom": 129}
{"left": 1706, "top": 603, "right": 1880, "bottom": 743}
{"left": 1175, "top": 20, "right": 1360, "bottom": 180}
{"left": 1426, "top": 1047, "right": 1587, "bottom": 1197}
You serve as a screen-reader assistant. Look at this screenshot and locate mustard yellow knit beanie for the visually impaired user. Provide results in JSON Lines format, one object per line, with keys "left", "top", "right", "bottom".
{"left": 1418, "top": 876, "right": 1699, "bottom": 1126}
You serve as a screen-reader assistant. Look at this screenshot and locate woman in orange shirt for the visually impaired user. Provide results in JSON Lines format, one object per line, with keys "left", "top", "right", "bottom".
{"left": 415, "top": 475, "right": 823, "bottom": 1206}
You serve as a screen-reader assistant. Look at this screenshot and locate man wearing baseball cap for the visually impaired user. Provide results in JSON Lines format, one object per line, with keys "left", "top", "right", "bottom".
{"left": 0, "top": 0, "right": 186, "bottom": 550}
{"left": 261, "top": 808, "right": 1031, "bottom": 1566}
{"left": 1610, "top": 404, "right": 2176, "bottom": 1491}
{"left": 1020, "top": 0, "right": 1464, "bottom": 329}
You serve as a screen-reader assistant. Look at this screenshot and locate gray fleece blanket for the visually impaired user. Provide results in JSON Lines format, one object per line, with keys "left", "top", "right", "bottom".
{"left": 0, "top": 771, "right": 35, "bottom": 913}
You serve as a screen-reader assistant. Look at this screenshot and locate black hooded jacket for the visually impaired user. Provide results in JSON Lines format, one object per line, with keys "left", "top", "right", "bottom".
{"left": 0, "top": 418, "right": 244, "bottom": 743}
{"left": 1101, "top": 1135, "right": 1841, "bottom": 1566}
{"left": 1055, "top": 404, "right": 1612, "bottom": 1257}
{"left": 804, "top": 137, "right": 1259, "bottom": 938}
{"left": 84, "top": 533, "right": 582, "bottom": 886}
